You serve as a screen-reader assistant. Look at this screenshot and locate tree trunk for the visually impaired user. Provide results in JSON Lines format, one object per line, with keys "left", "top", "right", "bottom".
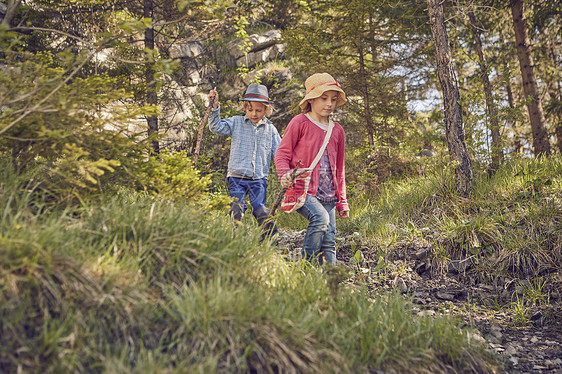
{"left": 144, "top": 0, "right": 159, "bottom": 154}
{"left": 510, "top": 0, "right": 550, "bottom": 156}
{"left": 503, "top": 64, "right": 523, "bottom": 154}
{"left": 0, "top": 0, "right": 22, "bottom": 27}
{"left": 468, "top": 10, "right": 503, "bottom": 173}
{"left": 427, "top": 0, "right": 474, "bottom": 195}
{"left": 359, "top": 47, "right": 375, "bottom": 147}
{"left": 541, "top": 28, "right": 562, "bottom": 153}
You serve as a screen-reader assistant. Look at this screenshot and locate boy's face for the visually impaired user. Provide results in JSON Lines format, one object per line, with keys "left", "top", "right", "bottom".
{"left": 245, "top": 101, "right": 267, "bottom": 123}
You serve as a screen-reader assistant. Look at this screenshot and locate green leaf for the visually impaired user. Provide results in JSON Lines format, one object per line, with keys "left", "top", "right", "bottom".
{"left": 350, "top": 249, "right": 364, "bottom": 265}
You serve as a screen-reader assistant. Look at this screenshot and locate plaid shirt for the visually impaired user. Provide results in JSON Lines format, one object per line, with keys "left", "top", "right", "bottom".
{"left": 208, "top": 107, "right": 281, "bottom": 179}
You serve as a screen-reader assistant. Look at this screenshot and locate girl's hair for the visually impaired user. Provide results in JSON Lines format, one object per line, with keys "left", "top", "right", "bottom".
{"left": 300, "top": 92, "right": 342, "bottom": 113}
{"left": 301, "top": 101, "right": 312, "bottom": 113}
{"left": 238, "top": 100, "right": 274, "bottom": 117}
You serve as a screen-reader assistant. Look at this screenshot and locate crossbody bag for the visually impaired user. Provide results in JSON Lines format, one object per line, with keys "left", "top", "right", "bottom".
{"left": 281, "top": 117, "right": 334, "bottom": 213}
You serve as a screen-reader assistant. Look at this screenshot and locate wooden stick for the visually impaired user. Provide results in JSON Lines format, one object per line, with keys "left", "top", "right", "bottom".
{"left": 269, "top": 160, "right": 303, "bottom": 217}
{"left": 193, "top": 90, "right": 216, "bottom": 166}
{"left": 260, "top": 161, "right": 304, "bottom": 240}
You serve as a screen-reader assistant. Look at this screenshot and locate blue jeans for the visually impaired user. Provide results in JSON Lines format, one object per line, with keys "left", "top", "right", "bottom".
{"left": 297, "top": 194, "right": 336, "bottom": 265}
{"left": 228, "top": 177, "right": 278, "bottom": 237}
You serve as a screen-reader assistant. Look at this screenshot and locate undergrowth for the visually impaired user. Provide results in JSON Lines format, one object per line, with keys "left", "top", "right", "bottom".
{"left": 0, "top": 161, "right": 499, "bottom": 373}
{"left": 343, "top": 156, "right": 562, "bottom": 282}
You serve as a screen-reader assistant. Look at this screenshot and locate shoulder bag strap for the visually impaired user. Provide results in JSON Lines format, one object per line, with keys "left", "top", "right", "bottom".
{"left": 307, "top": 119, "right": 334, "bottom": 171}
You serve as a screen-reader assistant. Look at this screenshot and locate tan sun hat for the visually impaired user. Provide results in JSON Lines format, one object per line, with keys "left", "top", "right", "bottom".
{"left": 298, "top": 73, "right": 346, "bottom": 111}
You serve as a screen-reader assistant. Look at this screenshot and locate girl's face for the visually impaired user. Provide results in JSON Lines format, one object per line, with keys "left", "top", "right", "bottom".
{"left": 308, "top": 90, "right": 339, "bottom": 122}
{"left": 245, "top": 101, "right": 266, "bottom": 124}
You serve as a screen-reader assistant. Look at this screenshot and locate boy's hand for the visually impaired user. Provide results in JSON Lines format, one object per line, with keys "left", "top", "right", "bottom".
{"left": 208, "top": 89, "right": 219, "bottom": 109}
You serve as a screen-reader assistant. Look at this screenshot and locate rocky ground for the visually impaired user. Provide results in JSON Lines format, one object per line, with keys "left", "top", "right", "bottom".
{"left": 277, "top": 229, "right": 562, "bottom": 374}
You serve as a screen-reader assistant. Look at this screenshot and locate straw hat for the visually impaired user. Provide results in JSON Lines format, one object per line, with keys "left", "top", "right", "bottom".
{"left": 299, "top": 73, "right": 346, "bottom": 111}
{"left": 240, "top": 83, "right": 271, "bottom": 103}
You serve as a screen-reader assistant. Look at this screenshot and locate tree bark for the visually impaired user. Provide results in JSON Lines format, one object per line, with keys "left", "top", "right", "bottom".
{"left": 510, "top": 0, "right": 550, "bottom": 156}
{"left": 503, "top": 63, "right": 523, "bottom": 154}
{"left": 0, "top": 0, "right": 22, "bottom": 27}
{"left": 144, "top": 0, "right": 159, "bottom": 154}
{"left": 358, "top": 47, "right": 375, "bottom": 146}
{"left": 468, "top": 10, "right": 503, "bottom": 173}
{"left": 541, "top": 28, "right": 562, "bottom": 154}
{"left": 427, "top": 0, "right": 474, "bottom": 195}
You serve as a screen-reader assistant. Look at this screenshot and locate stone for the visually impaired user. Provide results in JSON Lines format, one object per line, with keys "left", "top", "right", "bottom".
{"left": 170, "top": 42, "right": 204, "bottom": 59}
{"left": 436, "top": 291, "right": 455, "bottom": 301}
{"left": 504, "top": 344, "right": 517, "bottom": 355}
{"left": 530, "top": 336, "right": 539, "bottom": 343}
{"left": 236, "top": 44, "right": 286, "bottom": 67}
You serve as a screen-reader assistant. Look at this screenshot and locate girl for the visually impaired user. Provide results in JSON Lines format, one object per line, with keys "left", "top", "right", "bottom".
{"left": 275, "top": 73, "right": 349, "bottom": 265}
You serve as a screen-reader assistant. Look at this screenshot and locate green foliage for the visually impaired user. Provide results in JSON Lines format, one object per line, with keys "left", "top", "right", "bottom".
{"left": 0, "top": 43, "right": 162, "bottom": 201}
{"left": 136, "top": 150, "right": 210, "bottom": 198}
{"left": 345, "top": 156, "right": 562, "bottom": 281}
{"left": 134, "top": 149, "right": 233, "bottom": 209}
{"left": 0, "top": 166, "right": 498, "bottom": 373}
{"left": 510, "top": 294, "right": 529, "bottom": 326}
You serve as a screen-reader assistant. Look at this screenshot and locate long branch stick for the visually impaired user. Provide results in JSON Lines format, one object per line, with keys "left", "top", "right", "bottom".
{"left": 192, "top": 92, "right": 215, "bottom": 166}
{"left": 269, "top": 160, "right": 304, "bottom": 217}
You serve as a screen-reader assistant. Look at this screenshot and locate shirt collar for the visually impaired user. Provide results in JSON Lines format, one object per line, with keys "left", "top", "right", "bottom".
{"left": 245, "top": 115, "right": 268, "bottom": 127}
{"left": 305, "top": 113, "right": 333, "bottom": 131}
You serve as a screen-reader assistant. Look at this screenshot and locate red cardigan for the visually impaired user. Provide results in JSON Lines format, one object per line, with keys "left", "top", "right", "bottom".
{"left": 275, "top": 114, "right": 349, "bottom": 213}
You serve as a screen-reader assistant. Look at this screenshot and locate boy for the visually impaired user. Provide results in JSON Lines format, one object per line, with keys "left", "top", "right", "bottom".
{"left": 208, "top": 84, "right": 281, "bottom": 236}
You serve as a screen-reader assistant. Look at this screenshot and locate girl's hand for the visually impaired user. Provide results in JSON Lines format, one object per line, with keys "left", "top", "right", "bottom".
{"left": 280, "top": 172, "right": 294, "bottom": 188}
{"left": 208, "top": 89, "right": 219, "bottom": 109}
{"left": 337, "top": 210, "right": 349, "bottom": 218}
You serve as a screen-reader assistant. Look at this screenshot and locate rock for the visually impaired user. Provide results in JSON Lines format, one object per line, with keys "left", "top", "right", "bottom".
{"left": 170, "top": 41, "right": 204, "bottom": 59}
{"left": 489, "top": 343, "right": 504, "bottom": 352}
{"left": 235, "top": 44, "right": 286, "bottom": 67}
{"left": 228, "top": 30, "right": 282, "bottom": 59}
{"left": 417, "top": 309, "right": 436, "bottom": 317}
{"left": 467, "top": 331, "right": 486, "bottom": 344}
{"left": 504, "top": 344, "right": 517, "bottom": 355}
{"left": 414, "top": 247, "right": 429, "bottom": 260}
{"left": 490, "top": 324, "right": 502, "bottom": 339}
{"left": 436, "top": 291, "right": 455, "bottom": 301}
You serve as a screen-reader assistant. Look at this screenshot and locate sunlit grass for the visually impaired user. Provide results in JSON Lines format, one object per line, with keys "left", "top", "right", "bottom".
{"left": 1, "top": 158, "right": 500, "bottom": 373}
{"left": 344, "top": 156, "right": 562, "bottom": 280}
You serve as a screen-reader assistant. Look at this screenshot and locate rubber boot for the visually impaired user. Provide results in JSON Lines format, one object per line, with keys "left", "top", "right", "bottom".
{"left": 230, "top": 201, "right": 245, "bottom": 222}
{"left": 254, "top": 205, "right": 277, "bottom": 243}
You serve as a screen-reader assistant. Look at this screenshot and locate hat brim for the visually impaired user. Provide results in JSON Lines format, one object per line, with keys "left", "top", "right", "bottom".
{"left": 240, "top": 97, "right": 271, "bottom": 103}
{"left": 299, "top": 86, "right": 346, "bottom": 111}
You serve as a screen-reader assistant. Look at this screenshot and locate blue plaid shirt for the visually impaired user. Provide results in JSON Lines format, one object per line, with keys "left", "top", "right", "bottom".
{"left": 208, "top": 106, "right": 281, "bottom": 179}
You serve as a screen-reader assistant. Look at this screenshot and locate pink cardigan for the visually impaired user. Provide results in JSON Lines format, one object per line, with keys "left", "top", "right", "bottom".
{"left": 275, "top": 114, "right": 349, "bottom": 213}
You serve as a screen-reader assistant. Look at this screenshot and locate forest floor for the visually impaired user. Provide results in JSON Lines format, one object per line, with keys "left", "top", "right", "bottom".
{"left": 277, "top": 229, "right": 562, "bottom": 374}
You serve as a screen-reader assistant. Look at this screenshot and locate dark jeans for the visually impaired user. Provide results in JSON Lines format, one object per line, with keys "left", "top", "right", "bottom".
{"left": 228, "top": 177, "right": 278, "bottom": 237}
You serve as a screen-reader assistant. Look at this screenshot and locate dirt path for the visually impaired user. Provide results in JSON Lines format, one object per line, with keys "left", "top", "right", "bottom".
{"left": 277, "top": 229, "right": 562, "bottom": 374}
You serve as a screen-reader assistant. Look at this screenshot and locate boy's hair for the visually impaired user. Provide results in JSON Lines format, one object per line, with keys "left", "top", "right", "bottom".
{"left": 300, "top": 92, "right": 342, "bottom": 113}
{"left": 239, "top": 100, "right": 274, "bottom": 117}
